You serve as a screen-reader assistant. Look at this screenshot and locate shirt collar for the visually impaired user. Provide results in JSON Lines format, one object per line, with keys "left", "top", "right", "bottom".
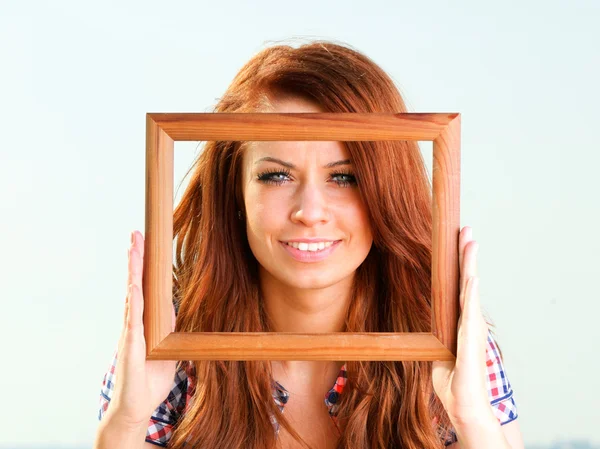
{"left": 271, "top": 363, "right": 347, "bottom": 413}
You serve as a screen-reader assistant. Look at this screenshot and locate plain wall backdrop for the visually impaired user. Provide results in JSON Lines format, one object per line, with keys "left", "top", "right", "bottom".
{"left": 1, "top": 0, "right": 598, "bottom": 447}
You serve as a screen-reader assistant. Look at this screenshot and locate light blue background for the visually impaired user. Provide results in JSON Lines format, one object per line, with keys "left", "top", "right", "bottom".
{"left": 1, "top": 0, "right": 598, "bottom": 447}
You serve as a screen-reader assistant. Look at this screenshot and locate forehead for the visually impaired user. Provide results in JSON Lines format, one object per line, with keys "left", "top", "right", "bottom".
{"left": 244, "top": 94, "right": 348, "bottom": 162}
{"left": 245, "top": 140, "right": 348, "bottom": 164}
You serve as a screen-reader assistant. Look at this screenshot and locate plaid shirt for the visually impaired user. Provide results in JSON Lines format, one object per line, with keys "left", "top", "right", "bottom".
{"left": 98, "top": 329, "right": 518, "bottom": 447}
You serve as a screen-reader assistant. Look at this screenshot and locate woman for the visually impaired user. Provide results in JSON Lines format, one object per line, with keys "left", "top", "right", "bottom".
{"left": 95, "top": 40, "right": 523, "bottom": 449}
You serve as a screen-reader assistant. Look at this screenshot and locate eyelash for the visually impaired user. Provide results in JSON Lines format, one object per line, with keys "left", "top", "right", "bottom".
{"left": 256, "top": 168, "right": 357, "bottom": 188}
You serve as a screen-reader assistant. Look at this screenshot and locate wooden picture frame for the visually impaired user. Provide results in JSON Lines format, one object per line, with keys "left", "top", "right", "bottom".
{"left": 143, "top": 112, "right": 461, "bottom": 361}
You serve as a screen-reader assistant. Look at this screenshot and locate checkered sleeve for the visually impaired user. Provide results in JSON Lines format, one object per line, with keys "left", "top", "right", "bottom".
{"left": 485, "top": 331, "right": 518, "bottom": 425}
{"left": 443, "top": 329, "right": 519, "bottom": 446}
{"left": 98, "top": 348, "right": 191, "bottom": 447}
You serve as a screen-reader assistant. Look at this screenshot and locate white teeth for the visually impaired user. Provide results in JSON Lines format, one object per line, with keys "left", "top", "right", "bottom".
{"left": 286, "top": 241, "right": 336, "bottom": 251}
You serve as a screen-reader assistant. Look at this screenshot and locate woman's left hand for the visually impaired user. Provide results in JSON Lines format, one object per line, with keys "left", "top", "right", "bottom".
{"left": 432, "top": 226, "right": 492, "bottom": 426}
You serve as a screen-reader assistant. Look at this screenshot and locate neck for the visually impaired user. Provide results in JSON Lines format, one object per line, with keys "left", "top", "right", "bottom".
{"left": 259, "top": 266, "right": 353, "bottom": 334}
{"left": 259, "top": 266, "right": 352, "bottom": 388}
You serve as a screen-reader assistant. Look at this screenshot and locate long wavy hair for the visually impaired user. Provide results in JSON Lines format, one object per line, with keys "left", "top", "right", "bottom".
{"left": 167, "top": 39, "right": 500, "bottom": 449}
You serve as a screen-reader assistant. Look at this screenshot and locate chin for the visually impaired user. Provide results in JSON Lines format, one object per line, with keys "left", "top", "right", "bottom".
{"left": 287, "top": 279, "right": 334, "bottom": 290}
{"left": 279, "top": 270, "right": 348, "bottom": 290}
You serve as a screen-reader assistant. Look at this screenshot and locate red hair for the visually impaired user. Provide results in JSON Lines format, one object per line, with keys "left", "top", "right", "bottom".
{"left": 168, "top": 39, "right": 498, "bottom": 449}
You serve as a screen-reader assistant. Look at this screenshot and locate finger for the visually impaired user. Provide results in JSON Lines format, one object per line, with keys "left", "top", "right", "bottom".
{"left": 458, "top": 226, "right": 472, "bottom": 290}
{"left": 117, "top": 290, "right": 130, "bottom": 366}
{"left": 134, "top": 230, "right": 145, "bottom": 265}
{"left": 459, "top": 275, "right": 481, "bottom": 323}
{"left": 132, "top": 231, "right": 145, "bottom": 296}
{"left": 129, "top": 244, "right": 143, "bottom": 295}
{"left": 459, "top": 272, "right": 471, "bottom": 312}
{"left": 119, "top": 247, "right": 133, "bottom": 355}
{"left": 128, "top": 282, "right": 144, "bottom": 331}
{"left": 457, "top": 276, "right": 474, "bottom": 355}
{"left": 460, "top": 276, "right": 478, "bottom": 317}
{"left": 460, "top": 240, "right": 479, "bottom": 295}
{"left": 459, "top": 226, "right": 471, "bottom": 266}
{"left": 462, "top": 277, "right": 488, "bottom": 379}
{"left": 124, "top": 273, "right": 130, "bottom": 331}
{"left": 128, "top": 231, "right": 146, "bottom": 333}
{"left": 466, "top": 276, "right": 487, "bottom": 335}
{"left": 127, "top": 231, "right": 136, "bottom": 289}
{"left": 459, "top": 277, "right": 486, "bottom": 356}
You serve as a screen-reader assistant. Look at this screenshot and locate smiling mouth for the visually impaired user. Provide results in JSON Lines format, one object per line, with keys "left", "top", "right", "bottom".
{"left": 282, "top": 241, "right": 338, "bottom": 252}
{"left": 279, "top": 240, "right": 342, "bottom": 262}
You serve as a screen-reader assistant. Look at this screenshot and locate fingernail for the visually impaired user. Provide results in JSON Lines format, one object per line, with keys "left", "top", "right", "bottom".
{"left": 130, "top": 231, "right": 135, "bottom": 246}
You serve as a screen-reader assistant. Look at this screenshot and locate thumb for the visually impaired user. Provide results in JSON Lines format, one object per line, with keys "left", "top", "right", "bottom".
{"left": 431, "top": 359, "right": 453, "bottom": 395}
{"left": 171, "top": 302, "right": 177, "bottom": 332}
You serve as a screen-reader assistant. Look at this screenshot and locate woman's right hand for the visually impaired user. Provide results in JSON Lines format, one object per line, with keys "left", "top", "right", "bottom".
{"left": 108, "top": 230, "right": 178, "bottom": 427}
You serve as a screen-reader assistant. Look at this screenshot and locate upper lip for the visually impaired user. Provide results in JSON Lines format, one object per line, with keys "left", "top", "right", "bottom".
{"left": 281, "top": 238, "right": 341, "bottom": 243}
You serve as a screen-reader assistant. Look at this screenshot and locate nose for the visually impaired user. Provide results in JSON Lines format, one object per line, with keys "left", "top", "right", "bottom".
{"left": 291, "top": 183, "right": 331, "bottom": 226}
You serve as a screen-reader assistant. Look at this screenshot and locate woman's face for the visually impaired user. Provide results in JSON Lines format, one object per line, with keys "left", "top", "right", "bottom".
{"left": 241, "top": 95, "right": 373, "bottom": 291}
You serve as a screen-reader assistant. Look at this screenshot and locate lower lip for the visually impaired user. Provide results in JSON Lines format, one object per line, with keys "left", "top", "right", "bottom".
{"left": 279, "top": 240, "right": 341, "bottom": 262}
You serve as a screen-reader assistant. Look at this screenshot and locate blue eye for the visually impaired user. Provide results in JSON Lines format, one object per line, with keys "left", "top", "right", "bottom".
{"left": 256, "top": 169, "right": 358, "bottom": 187}
{"left": 330, "top": 170, "right": 357, "bottom": 188}
{"left": 256, "top": 168, "right": 292, "bottom": 185}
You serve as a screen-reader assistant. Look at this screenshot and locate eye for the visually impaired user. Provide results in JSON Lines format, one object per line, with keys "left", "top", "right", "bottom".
{"left": 256, "top": 168, "right": 292, "bottom": 185}
{"left": 330, "top": 170, "right": 357, "bottom": 188}
{"left": 256, "top": 168, "right": 357, "bottom": 187}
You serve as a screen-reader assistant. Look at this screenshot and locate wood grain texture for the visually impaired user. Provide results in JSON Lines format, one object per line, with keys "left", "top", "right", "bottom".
{"left": 144, "top": 115, "right": 174, "bottom": 352}
{"left": 432, "top": 114, "right": 461, "bottom": 356}
{"left": 143, "top": 112, "right": 461, "bottom": 361}
{"left": 146, "top": 333, "right": 455, "bottom": 361}
{"left": 147, "top": 112, "right": 458, "bottom": 141}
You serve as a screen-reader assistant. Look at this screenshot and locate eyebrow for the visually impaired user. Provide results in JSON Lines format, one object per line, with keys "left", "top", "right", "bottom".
{"left": 254, "top": 156, "right": 352, "bottom": 169}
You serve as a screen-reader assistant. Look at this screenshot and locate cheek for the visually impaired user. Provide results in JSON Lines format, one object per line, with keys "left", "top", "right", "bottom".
{"left": 347, "top": 205, "right": 374, "bottom": 250}
{"left": 245, "top": 190, "right": 286, "bottom": 242}
{"left": 357, "top": 211, "right": 373, "bottom": 242}
{"left": 339, "top": 193, "right": 372, "bottom": 239}
{"left": 247, "top": 185, "right": 289, "bottom": 216}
